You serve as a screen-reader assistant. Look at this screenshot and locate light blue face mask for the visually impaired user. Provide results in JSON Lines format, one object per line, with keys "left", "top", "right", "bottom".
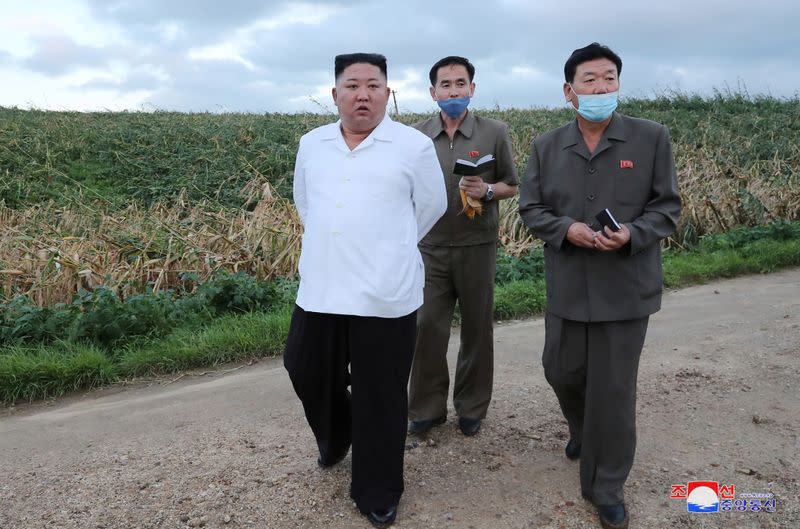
{"left": 437, "top": 96, "right": 470, "bottom": 118}
{"left": 569, "top": 86, "right": 618, "bottom": 122}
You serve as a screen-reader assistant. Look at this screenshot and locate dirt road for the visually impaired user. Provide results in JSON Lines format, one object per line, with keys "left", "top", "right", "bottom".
{"left": 2, "top": 269, "right": 799, "bottom": 529}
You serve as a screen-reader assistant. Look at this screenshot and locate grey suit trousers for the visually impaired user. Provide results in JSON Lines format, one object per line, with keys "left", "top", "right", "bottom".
{"left": 409, "top": 242, "right": 496, "bottom": 421}
{"left": 543, "top": 313, "right": 649, "bottom": 505}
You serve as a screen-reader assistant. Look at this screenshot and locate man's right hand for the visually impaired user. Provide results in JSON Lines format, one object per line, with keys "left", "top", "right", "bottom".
{"left": 459, "top": 176, "right": 488, "bottom": 199}
{"left": 566, "top": 222, "right": 597, "bottom": 249}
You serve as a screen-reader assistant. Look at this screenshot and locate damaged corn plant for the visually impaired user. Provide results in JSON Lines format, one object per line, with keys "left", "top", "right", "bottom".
{"left": 0, "top": 94, "right": 799, "bottom": 402}
{"left": 1, "top": 94, "right": 799, "bottom": 305}
{"left": 0, "top": 182, "right": 301, "bottom": 306}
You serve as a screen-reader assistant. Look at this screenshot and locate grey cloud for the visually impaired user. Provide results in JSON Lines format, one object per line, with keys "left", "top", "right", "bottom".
{"left": 10, "top": 0, "right": 800, "bottom": 112}
{"left": 621, "top": 56, "right": 800, "bottom": 101}
{"left": 83, "top": 0, "right": 284, "bottom": 55}
{"left": 243, "top": 1, "right": 523, "bottom": 76}
{"left": 79, "top": 68, "right": 165, "bottom": 92}
{"left": 164, "top": 0, "right": 800, "bottom": 110}
{"left": 141, "top": 59, "right": 289, "bottom": 112}
{"left": 23, "top": 35, "right": 112, "bottom": 75}
{"left": 234, "top": 1, "right": 569, "bottom": 111}
{"left": 85, "top": 0, "right": 365, "bottom": 47}
{"left": 87, "top": 0, "right": 279, "bottom": 29}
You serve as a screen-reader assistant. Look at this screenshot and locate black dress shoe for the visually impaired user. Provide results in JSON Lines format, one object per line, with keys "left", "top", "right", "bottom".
{"left": 408, "top": 416, "right": 446, "bottom": 435}
{"left": 597, "top": 503, "right": 628, "bottom": 529}
{"left": 458, "top": 417, "right": 481, "bottom": 436}
{"left": 366, "top": 505, "right": 397, "bottom": 528}
{"left": 565, "top": 438, "right": 581, "bottom": 460}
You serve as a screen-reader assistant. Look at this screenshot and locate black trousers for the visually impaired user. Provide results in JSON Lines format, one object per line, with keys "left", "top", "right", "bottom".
{"left": 283, "top": 305, "right": 416, "bottom": 513}
{"left": 542, "top": 313, "right": 649, "bottom": 505}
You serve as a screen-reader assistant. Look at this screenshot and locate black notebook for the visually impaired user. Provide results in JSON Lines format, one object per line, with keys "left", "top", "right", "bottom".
{"left": 595, "top": 208, "right": 622, "bottom": 232}
{"left": 453, "top": 154, "right": 496, "bottom": 176}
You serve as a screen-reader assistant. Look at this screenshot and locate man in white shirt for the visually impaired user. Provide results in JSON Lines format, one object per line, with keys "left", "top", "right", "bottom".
{"left": 284, "top": 52, "right": 447, "bottom": 528}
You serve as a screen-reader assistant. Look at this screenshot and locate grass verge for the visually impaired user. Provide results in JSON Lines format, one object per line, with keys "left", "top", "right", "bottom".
{"left": 663, "top": 238, "right": 800, "bottom": 288}
{"left": 117, "top": 307, "right": 292, "bottom": 377}
{"left": 2, "top": 222, "right": 799, "bottom": 404}
{"left": 1, "top": 307, "right": 292, "bottom": 403}
{"left": 0, "top": 343, "right": 116, "bottom": 403}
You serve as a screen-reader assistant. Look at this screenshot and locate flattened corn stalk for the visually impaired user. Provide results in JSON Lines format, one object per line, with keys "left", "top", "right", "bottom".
{"left": 0, "top": 183, "right": 301, "bottom": 305}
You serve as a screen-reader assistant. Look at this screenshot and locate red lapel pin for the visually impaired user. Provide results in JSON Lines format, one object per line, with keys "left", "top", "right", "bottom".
{"left": 620, "top": 160, "right": 634, "bottom": 169}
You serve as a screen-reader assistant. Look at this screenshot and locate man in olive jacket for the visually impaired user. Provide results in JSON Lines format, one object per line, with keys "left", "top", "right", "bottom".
{"left": 518, "top": 43, "right": 680, "bottom": 529}
{"left": 409, "top": 56, "right": 518, "bottom": 438}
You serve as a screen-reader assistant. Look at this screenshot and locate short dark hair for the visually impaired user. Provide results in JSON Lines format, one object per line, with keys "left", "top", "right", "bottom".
{"left": 563, "top": 43, "right": 622, "bottom": 83}
{"left": 334, "top": 53, "right": 387, "bottom": 81}
{"left": 429, "top": 56, "right": 475, "bottom": 86}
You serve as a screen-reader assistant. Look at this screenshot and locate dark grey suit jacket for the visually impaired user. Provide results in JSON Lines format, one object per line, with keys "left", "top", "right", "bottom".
{"left": 519, "top": 112, "right": 681, "bottom": 322}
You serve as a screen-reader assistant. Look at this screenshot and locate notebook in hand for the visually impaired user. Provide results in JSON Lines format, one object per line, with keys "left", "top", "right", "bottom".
{"left": 595, "top": 208, "right": 622, "bottom": 232}
{"left": 453, "top": 154, "right": 496, "bottom": 176}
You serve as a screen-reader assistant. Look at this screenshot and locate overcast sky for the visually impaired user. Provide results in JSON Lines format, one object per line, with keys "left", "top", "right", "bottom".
{"left": 0, "top": 0, "right": 798, "bottom": 114}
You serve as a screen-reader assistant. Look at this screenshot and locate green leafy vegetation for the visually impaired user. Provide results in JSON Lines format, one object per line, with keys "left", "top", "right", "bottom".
{"left": 1, "top": 94, "right": 798, "bottom": 403}
{"left": 3, "top": 221, "right": 798, "bottom": 404}
{"left": 0, "top": 110, "right": 332, "bottom": 207}
{"left": 0, "top": 272, "right": 291, "bottom": 349}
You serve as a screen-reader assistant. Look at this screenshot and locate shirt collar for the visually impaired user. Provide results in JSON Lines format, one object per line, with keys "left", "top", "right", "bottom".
{"left": 320, "top": 113, "right": 394, "bottom": 143}
{"left": 369, "top": 113, "right": 394, "bottom": 141}
{"left": 604, "top": 112, "right": 627, "bottom": 141}
{"left": 560, "top": 111, "right": 627, "bottom": 149}
{"left": 427, "top": 109, "right": 476, "bottom": 140}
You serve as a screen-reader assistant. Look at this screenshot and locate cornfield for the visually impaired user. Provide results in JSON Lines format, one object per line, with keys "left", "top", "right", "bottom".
{"left": 1, "top": 94, "right": 798, "bottom": 305}
{"left": 1, "top": 181, "right": 301, "bottom": 305}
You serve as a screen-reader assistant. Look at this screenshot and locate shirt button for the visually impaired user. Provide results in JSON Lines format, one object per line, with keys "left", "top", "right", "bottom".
{"left": 588, "top": 167, "right": 596, "bottom": 174}
{"left": 587, "top": 194, "right": 595, "bottom": 201}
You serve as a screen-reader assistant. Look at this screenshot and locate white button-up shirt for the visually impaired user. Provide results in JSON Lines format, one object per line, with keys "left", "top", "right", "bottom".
{"left": 293, "top": 115, "right": 447, "bottom": 318}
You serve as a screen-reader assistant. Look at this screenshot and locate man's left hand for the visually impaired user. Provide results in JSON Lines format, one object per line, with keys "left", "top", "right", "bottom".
{"left": 459, "top": 176, "right": 487, "bottom": 199}
{"left": 594, "top": 224, "right": 631, "bottom": 251}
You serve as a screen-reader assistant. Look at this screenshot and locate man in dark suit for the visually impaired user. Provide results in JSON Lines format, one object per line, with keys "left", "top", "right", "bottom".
{"left": 518, "top": 42, "right": 681, "bottom": 529}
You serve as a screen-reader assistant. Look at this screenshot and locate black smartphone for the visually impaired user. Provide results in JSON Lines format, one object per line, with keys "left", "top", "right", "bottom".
{"left": 595, "top": 208, "right": 621, "bottom": 232}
